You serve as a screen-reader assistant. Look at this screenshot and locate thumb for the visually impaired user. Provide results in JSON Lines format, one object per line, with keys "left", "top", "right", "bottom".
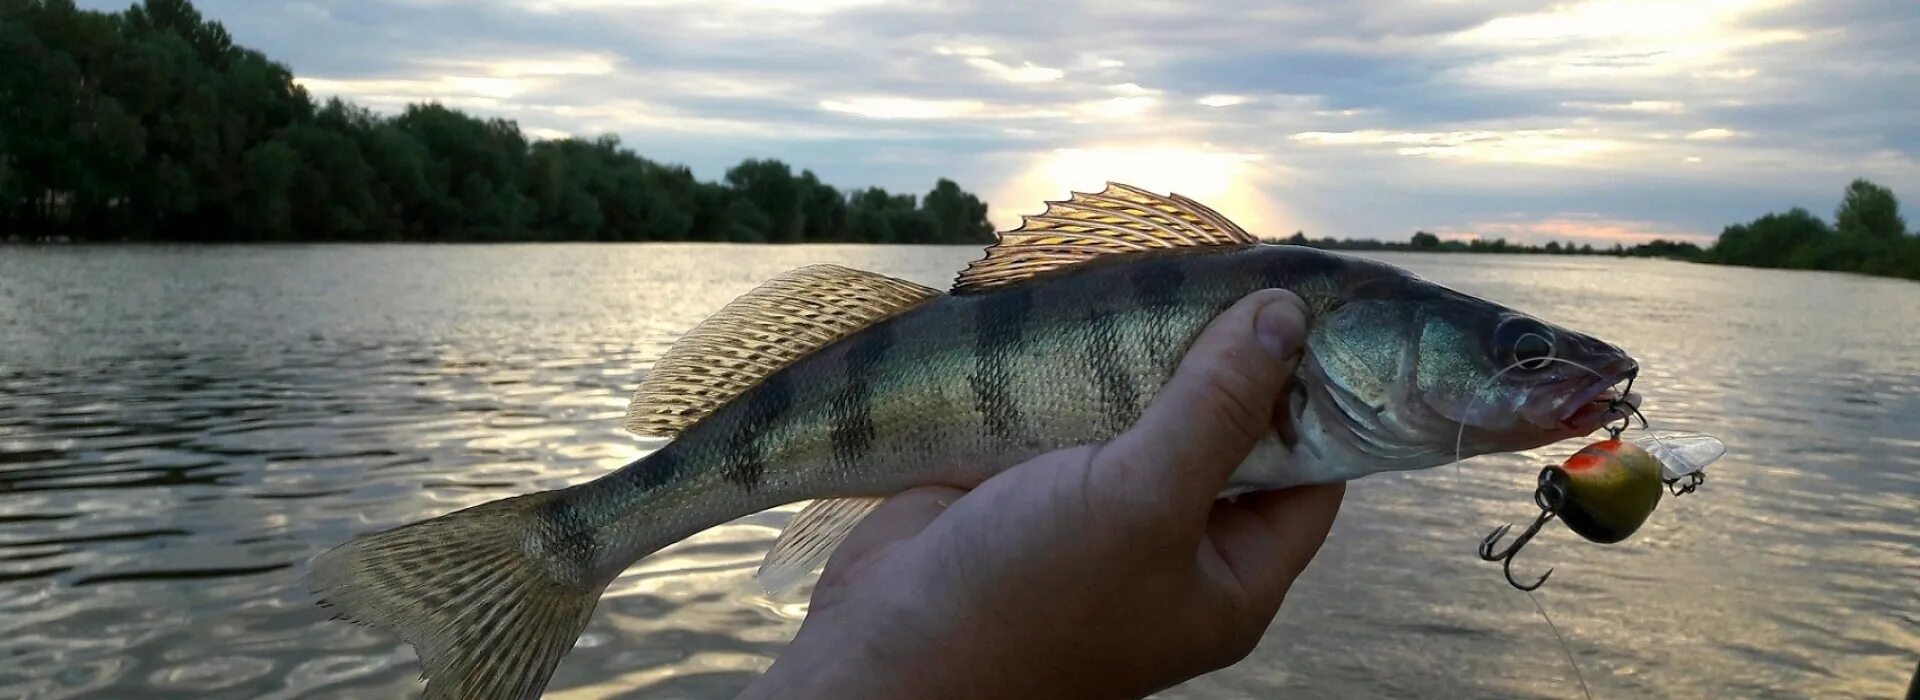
{"left": 1098, "top": 289, "right": 1309, "bottom": 513}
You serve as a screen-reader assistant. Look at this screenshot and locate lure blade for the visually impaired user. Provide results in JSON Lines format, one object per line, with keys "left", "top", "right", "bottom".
{"left": 1626, "top": 431, "right": 1725, "bottom": 480}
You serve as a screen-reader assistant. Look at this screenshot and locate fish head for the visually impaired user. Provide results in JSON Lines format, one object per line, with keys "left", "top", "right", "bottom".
{"left": 1301, "top": 273, "right": 1638, "bottom": 470}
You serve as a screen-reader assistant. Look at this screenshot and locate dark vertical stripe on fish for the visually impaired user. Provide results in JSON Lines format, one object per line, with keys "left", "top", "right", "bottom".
{"left": 612, "top": 448, "right": 682, "bottom": 493}
{"left": 969, "top": 287, "right": 1033, "bottom": 440}
{"left": 1262, "top": 247, "right": 1344, "bottom": 290}
{"left": 725, "top": 371, "right": 792, "bottom": 491}
{"left": 830, "top": 323, "right": 892, "bottom": 468}
{"left": 1085, "top": 310, "right": 1136, "bottom": 434}
{"left": 1131, "top": 257, "right": 1186, "bottom": 308}
{"left": 535, "top": 492, "right": 595, "bottom": 552}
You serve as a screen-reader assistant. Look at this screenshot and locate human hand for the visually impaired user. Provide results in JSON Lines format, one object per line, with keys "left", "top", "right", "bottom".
{"left": 737, "top": 289, "right": 1345, "bottom": 700}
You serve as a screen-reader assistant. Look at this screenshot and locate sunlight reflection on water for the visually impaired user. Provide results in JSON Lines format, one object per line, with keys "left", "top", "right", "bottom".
{"left": 0, "top": 244, "right": 1915, "bottom": 699}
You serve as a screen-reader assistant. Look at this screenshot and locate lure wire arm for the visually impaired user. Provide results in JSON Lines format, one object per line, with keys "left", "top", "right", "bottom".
{"left": 1603, "top": 373, "right": 1647, "bottom": 440}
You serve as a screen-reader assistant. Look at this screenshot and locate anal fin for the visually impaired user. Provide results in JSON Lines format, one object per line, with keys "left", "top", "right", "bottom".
{"left": 756, "top": 496, "right": 886, "bottom": 593}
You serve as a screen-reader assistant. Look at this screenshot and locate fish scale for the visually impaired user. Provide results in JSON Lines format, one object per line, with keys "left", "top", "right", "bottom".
{"left": 306, "top": 183, "right": 1639, "bottom": 700}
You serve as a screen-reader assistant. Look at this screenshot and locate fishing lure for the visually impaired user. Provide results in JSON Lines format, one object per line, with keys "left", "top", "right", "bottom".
{"left": 1478, "top": 406, "right": 1725, "bottom": 590}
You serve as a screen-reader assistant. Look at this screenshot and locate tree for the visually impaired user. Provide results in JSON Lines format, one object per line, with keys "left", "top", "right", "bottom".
{"left": 797, "top": 170, "right": 847, "bottom": 241}
{"left": 1835, "top": 178, "right": 1906, "bottom": 239}
{"left": 848, "top": 206, "right": 893, "bottom": 243}
{"left": 1710, "top": 208, "right": 1830, "bottom": 267}
{"left": 726, "top": 198, "right": 770, "bottom": 242}
{"left": 236, "top": 139, "right": 295, "bottom": 239}
{"left": 1410, "top": 231, "right": 1440, "bottom": 249}
{"left": 884, "top": 209, "right": 938, "bottom": 244}
{"left": 922, "top": 178, "right": 992, "bottom": 243}
{"left": 725, "top": 159, "right": 802, "bottom": 242}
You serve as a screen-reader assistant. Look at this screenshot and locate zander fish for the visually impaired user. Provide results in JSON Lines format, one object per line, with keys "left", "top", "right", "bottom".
{"left": 307, "top": 183, "right": 1639, "bottom": 699}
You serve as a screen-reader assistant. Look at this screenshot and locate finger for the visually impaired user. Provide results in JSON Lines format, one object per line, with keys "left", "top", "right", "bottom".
{"left": 818, "top": 486, "right": 968, "bottom": 588}
{"left": 1099, "top": 289, "right": 1309, "bottom": 511}
{"left": 1206, "top": 482, "right": 1345, "bottom": 612}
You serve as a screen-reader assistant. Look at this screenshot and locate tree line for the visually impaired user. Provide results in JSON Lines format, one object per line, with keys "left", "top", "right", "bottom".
{"left": 0, "top": 0, "right": 994, "bottom": 244}
{"left": 1280, "top": 231, "right": 1705, "bottom": 259}
{"left": 1284, "top": 178, "right": 1917, "bottom": 281}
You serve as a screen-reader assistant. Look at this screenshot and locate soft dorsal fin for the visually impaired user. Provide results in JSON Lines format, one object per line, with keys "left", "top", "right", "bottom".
{"left": 951, "top": 182, "right": 1258, "bottom": 294}
{"left": 625, "top": 265, "right": 941, "bottom": 438}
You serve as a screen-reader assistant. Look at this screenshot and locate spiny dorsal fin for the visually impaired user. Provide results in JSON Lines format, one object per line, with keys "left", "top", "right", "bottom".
{"left": 625, "top": 265, "right": 940, "bottom": 438}
{"left": 951, "top": 182, "right": 1258, "bottom": 294}
{"left": 756, "top": 496, "right": 886, "bottom": 593}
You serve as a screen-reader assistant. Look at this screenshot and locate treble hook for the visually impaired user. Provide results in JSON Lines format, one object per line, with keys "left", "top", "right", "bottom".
{"left": 1479, "top": 509, "right": 1558, "bottom": 591}
{"left": 1478, "top": 466, "right": 1570, "bottom": 591}
{"left": 1666, "top": 470, "right": 1705, "bottom": 496}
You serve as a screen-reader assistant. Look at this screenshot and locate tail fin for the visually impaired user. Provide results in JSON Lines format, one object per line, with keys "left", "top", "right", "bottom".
{"left": 306, "top": 491, "right": 604, "bottom": 700}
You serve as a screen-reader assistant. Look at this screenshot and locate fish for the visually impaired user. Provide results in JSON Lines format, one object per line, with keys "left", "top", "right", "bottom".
{"left": 305, "top": 182, "right": 1640, "bottom": 699}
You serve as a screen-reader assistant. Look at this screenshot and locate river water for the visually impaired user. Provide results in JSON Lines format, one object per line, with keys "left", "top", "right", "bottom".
{"left": 1, "top": 244, "right": 1916, "bottom": 699}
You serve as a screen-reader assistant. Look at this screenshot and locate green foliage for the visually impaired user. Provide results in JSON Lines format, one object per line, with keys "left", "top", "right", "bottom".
{"left": 922, "top": 178, "right": 993, "bottom": 244}
{"left": 1701, "top": 180, "right": 1918, "bottom": 280}
{"left": 0, "top": 0, "right": 993, "bottom": 244}
{"left": 1835, "top": 178, "right": 1906, "bottom": 239}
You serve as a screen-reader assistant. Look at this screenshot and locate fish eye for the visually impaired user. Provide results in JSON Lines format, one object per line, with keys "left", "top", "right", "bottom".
{"left": 1496, "top": 318, "right": 1557, "bottom": 372}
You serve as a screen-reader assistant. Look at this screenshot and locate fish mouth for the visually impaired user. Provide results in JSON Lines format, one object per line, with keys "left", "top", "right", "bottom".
{"left": 1547, "top": 360, "right": 1640, "bottom": 433}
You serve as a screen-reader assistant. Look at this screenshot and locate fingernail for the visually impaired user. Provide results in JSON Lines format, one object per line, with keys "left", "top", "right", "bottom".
{"left": 1255, "top": 293, "right": 1309, "bottom": 360}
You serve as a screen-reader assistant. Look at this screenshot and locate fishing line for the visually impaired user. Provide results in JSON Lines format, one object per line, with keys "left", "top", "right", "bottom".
{"left": 1526, "top": 589, "right": 1594, "bottom": 700}
{"left": 1445, "top": 358, "right": 1536, "bottom": 491}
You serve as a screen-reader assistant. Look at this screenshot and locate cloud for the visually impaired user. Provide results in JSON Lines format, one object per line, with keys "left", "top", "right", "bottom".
{"left": 76, "top": 0, "right": 1920, "bottom": 243}
{"left": 819, "top": 97, "right": 996, "bottom": 120}
{"left": 1685, "top": 127, "right": 1745, "bottom": 140}
{"left": 1290, "top": 126, "right": 1657, "bottom": 168}
{"left": 963, "top": 57, "right": 1065, "bottom": 83}
{"left": 1561, "top": 100, "right": 1687, "bottom": 113}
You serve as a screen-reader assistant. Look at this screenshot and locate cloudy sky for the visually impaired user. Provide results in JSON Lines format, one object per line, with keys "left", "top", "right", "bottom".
{"left": 86, "top": 0, "right": 1919, "bottom": 245}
